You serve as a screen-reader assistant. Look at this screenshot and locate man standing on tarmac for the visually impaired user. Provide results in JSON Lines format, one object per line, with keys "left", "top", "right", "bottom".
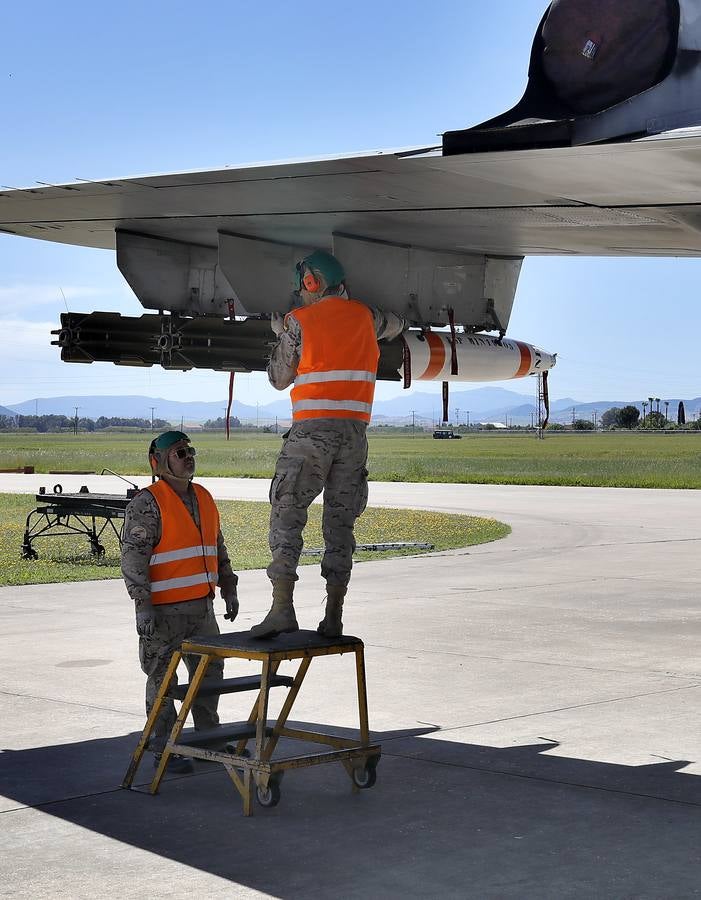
{"left": 251, "top": 250, "right": 405, "bottom": 640}
{"left": 121, "top": 431, "right": 239, "bottom": 773}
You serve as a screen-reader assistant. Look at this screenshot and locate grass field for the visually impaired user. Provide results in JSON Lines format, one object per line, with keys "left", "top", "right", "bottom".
{"left": 0, "top": 493, "right": 508, "bottom": 586}
{"left": 1, "top": 431, "right": 700, "bottom": 488}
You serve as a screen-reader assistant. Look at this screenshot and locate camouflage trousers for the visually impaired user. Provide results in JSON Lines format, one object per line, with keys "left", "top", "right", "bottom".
{"left": 267, "top": 419, "right": 369, "bottom": 587}
{"left": 138, "top": 600, "right": 224, "bottom": 752}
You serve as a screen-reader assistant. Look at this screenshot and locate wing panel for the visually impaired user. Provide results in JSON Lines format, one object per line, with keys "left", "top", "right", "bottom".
{"left": 3, "top": 138, "right": 701, "bottom": 259}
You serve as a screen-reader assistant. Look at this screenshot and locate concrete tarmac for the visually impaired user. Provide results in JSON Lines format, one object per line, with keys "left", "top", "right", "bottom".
{"left": 0, "top": 475, "right": 700, "bottom": 898}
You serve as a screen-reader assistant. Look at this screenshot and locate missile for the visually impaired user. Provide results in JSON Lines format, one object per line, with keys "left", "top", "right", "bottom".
{"left": 400, "top": 331, "right": 556, "bottom": 383}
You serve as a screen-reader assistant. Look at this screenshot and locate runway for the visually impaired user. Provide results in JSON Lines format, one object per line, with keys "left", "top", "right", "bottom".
{"left": 1, "top": 475, "right": 699, "bottom": 898}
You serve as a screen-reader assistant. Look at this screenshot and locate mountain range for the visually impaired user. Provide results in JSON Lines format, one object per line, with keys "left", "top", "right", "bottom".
{"left": 5, "top": 389, "right": 698, "bottom": 426}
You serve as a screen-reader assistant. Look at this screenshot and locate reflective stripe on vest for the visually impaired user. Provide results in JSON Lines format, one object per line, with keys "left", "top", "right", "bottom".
{"left": 294, "top": 369, "right": 376, "bottom": 385}
{"left": 289, "top": 297, "right": 379, "bottom": 423}
{"left": 293, "top": 399, "right": 373, "bottom": 414}
{"left": 149, "top": 545, "right": 218, "bottom": 565}
{"left": 151, "top": 571, "right": 218, "bottom": 594}
{"left": 145, "top": 480, "right": 220, "bottom": 605}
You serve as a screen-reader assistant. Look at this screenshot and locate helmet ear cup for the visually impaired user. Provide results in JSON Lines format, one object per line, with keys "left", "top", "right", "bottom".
{"left": 302, "top": 270, "right": 321, "bottom": 293}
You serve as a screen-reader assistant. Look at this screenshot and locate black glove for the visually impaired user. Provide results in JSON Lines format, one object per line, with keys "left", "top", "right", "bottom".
{"left": 223, "top": 590, "right": 239, "bottom": 622}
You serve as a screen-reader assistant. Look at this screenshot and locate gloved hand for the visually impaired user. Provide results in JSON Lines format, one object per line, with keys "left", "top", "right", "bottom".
{"left": 136, "top": 610, "right": 154, "bottom": 637}
{"left": 270, "top": 312, "right": 286, "bottom": 336}
{"left": 223, "top": 590, "right": 239, "bottom": 622}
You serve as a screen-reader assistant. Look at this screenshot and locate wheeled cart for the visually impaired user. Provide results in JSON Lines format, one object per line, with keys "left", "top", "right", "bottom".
{"left": 122, "top": 629, "right": 381, "bottom": 816}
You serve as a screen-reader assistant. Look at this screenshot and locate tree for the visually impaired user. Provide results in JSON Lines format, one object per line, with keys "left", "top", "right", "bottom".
{"left": 573, "top": 418, "right": 595, "bottom": 430}
{"left": 618, "top": 405, "right": 640, "bottom": 429}
{"left": 203, "top": 416, "right": 241, "bottom": 430}
{"left": 644, "top": 411, "right": 666, "bottom": 429}
{"left": 678, "top": 401, "right": 686, "bottom": 426}
{"left": 601, "top": 407, "right": 621, "bottom": 428}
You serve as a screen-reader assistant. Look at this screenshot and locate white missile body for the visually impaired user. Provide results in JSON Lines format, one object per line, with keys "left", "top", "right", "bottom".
{"left": 401, "top": 331, "right": 556, "bottom": 383}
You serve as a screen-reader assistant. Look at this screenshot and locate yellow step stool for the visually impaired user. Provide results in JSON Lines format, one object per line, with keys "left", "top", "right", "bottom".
{"left": 122, "top": 629, "right": 381, "bottom": 816}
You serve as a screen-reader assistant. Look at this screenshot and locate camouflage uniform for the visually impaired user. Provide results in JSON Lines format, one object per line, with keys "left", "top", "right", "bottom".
{"left": 121, "top": 486, "right": 238, "bottom": 752}
{"left": 267, "top": 305, "right": 405, "bottom": 586}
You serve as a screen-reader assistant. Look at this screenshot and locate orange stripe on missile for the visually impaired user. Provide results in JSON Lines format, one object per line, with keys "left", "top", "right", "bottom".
{"left": 514, "top": 341, "right": 532, "bottom": 378}
{"left": 419, "top": 332, "right": 446, "bottom": 379}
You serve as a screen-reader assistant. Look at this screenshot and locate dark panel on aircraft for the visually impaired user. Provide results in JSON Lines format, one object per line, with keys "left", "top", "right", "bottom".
{"left": 541, "top": 0, "right": 677, "bottom": 115}
{"left": 444, "top": 0, "right": 685, "bottom": 154}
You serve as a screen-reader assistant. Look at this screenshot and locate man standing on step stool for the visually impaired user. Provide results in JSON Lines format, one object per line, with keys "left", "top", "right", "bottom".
{"left": 121, "top": 431, "right": 240, "bottom": 773}
{"left": 251, "top": 250, "right": 405, "bottom": 640}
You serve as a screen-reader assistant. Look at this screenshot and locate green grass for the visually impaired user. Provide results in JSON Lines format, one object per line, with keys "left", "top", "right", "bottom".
{"left": 1, "top": 493, "right": 509, "bottom": 586}
{"left": 1, "top": 431, "right": 701, "bottom": 488}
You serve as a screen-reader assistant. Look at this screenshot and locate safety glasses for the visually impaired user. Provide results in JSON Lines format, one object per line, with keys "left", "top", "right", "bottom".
{"left": 170, "top": 445, "right": 196, "bottom": 459}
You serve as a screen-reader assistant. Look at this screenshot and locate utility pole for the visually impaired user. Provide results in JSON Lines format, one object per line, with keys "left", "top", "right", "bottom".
{"left": 455, "top": 408, "right": 460, "bottom": 428}
{"left": 664, "top": 400, "right": 669, "bottom": 424}
{"left": 466, "top": 410, "right": 469, "bottom": 429}
{"left": 180, "top": 415, "right": 184, "bottom": 431}
{"left": 150, "top": 407, "right": 156, "bottom": 432}
{"left": 410, "top": 410, "right": 416, "bottom": 435}
{"left": 571, "top": 406, "right": 576, "bottom": 426}
{"left": 256, "top": 401, "right": 259, "bottom": 429}
{"left": 73, "top": 406, "right": 80, "bottom": 436}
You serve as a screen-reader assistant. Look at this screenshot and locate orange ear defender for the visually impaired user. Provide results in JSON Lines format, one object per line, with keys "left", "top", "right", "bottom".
{"left": 302, "top": 269, "right": 321, "bottom": 293}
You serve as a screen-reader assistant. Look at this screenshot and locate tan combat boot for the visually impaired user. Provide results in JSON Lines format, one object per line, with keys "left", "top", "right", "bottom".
{"left": 250, "top": 579, "right": 299, "bottom": 639}
{"left": 317, "top": 585, "right": 347, "bottom": 638}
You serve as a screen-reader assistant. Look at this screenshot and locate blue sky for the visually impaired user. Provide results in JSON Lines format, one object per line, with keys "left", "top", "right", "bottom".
{"left": 1, "top": 0, "right": 698, "bottom": 408}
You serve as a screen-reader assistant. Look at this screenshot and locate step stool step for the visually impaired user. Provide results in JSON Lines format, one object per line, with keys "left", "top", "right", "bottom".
{"left": 176, "top": 722, "right": 273, "bottom": 747}
{"left": 167, "top": 673, "right": 293, "bottom": 701}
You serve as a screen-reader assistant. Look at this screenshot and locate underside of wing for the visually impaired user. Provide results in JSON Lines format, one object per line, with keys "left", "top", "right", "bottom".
{"left": 4, "top": 134, "right": 701, "bottom": 331}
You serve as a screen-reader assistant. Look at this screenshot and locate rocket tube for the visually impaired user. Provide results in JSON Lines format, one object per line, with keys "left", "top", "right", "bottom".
{"left": 402, "top": 331, "right": 556, "bottom": 382}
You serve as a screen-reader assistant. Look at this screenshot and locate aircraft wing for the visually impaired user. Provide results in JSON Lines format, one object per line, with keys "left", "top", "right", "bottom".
{"left": 3, "top": 131, "right": 701, "bottom": 330}
{"left": 4, "top": 133, "right": 701, "bottom": 258}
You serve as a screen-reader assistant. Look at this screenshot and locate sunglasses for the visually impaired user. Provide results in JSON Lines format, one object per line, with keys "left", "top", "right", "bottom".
{"left": 170, "top": 445, "right": 196, "bottom": 459}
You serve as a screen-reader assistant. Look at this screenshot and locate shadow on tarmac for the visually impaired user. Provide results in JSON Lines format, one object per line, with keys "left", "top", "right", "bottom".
{"left": 2, "top": 725, "right": 700, "bottom": 898}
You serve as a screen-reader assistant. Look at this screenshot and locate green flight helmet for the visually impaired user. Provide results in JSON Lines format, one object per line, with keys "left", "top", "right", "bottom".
{"left": 294, "top": 250, "right": 345, "bottom": 293}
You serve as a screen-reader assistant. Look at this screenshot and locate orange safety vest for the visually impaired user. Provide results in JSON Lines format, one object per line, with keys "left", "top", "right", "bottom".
{"left": 145, "top": 480, "right": 220, "bottom": 605}
{"left": 288, "top": 297, "right": 379, "bottom": 423}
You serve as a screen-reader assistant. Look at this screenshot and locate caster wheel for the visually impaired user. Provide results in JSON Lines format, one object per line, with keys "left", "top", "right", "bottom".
{"left": 256, "top": 779, "right": 281, "bottom": 808}
{"left": 352, "top": 755, "right": 379, "bottom": 789}
{"left": 224, "top": 744, "right": 250, "bottom": 758}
